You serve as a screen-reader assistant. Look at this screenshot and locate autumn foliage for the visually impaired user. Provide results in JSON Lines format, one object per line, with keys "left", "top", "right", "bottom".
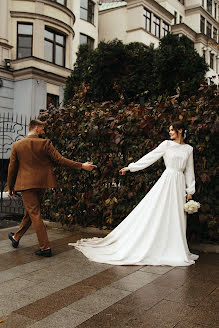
{"left": 39, "top": 84, "right": 218, "bottom": 242}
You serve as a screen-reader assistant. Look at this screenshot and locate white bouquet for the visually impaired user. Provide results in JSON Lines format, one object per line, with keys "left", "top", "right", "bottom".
{"left": 184, "top": 200, "right": 201, "bottom": 214}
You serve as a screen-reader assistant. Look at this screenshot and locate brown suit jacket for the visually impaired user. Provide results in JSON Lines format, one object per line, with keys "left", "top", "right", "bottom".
{"left": 7, "top": 135, "right": 82, "bottom": 191}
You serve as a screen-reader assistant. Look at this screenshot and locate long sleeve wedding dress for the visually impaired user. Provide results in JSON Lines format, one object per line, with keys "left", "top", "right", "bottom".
{"left": 69, "top": 140, "right": 199, "bottom": 266}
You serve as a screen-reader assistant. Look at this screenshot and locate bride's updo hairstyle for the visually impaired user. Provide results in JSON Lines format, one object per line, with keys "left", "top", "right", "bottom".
{"left": 171, "top": 121, "right": 187, "bottom": 140}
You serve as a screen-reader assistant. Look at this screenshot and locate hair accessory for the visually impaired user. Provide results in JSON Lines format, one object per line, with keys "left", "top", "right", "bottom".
{"left": 183, "top": 130, "right": 187, "bottom": 139}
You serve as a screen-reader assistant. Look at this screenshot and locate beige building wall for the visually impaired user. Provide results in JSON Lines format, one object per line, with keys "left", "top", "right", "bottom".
{"left": 99, "top": 0, "right": 173, "bottom": 48}
{"left": 99, "top": 7, "right": 127, "bottom": 43}
{"left": 98, "top": 0, "right": 218, "bottom": 86}
{"left": 72, "top": 0, "right": 99, "bottom": 65}
{"left": 0, "top": 0, "right": 75, "bottom": 116}
{"left": 157, "top": 0, "right": 185, "bottom": 23}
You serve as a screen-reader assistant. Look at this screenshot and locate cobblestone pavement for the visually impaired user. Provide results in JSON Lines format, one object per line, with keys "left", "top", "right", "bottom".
{"left": 0, "top": 225, "right": 218, "bottom": 328}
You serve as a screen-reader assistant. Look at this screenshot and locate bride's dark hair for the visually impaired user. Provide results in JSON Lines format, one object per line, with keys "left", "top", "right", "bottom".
{"left": 171, "top": 121, "right": 187, "bottom": 139}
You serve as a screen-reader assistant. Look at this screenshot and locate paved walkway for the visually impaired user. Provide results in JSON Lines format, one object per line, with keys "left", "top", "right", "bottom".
{"left": 0, "top": 225, "right": 218, "bottom": 328}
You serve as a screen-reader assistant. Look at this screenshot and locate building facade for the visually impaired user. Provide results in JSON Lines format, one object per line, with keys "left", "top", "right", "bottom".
{"left": 99, "top": 0, "right": 219, "bottom": 86}
{"left": 0, "top": 0, "right": 76, "bottom": 116}
{"left": 72, "top": 0, "right": 99, "bottom": 64}
{"left": 0, "top": 0, "right": 218, "bottom": 117}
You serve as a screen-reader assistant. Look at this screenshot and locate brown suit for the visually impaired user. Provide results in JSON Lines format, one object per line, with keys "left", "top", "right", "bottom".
{"left": 7, "top": 135, "right": 82, "bottom": 249}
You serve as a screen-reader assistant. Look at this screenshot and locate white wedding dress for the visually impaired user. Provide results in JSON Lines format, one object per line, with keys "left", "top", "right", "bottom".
{"left": 69, "top": 140, "right": 199, "bottom": 266}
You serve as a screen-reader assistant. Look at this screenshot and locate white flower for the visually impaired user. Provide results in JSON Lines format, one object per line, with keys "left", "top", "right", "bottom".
{"left": 184, "top": 200, "right": 201, "bottom": 214}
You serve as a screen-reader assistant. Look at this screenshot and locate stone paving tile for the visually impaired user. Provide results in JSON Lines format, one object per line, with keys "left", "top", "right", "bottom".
{"left": 109, "top": 270, "right": 160, "bottom": 291}
{"left": 0, "top": 312, "right": 35, "bottom": 328}
{"left": 0, "top": 277, "right": 37, "bottom": 297}
{"left": 150, "top": 267, "right": 197, "bottom": 289}
{"left": 183, "top": 290, "right": 219, "bottom": 328}
{"left": 0, "top": 255, "right": 67, "bottom": 284}
{"left": 13, "top": 266, "right": 142, "bottom": 322}
{"left": 28, "top": 308, "right": 92, "bottom": 328}
{"left": 164, "top": 276, "right": 217, "bottom": 306}
{"left": 15, "top": 282, "right": 62, "bottom": 305}
{"left": 0, "top": 227, "right": 218, "bottom": 328}
{"left": 68, "top": 286, "right": 131, "bottom": 315}
{"left": 139, "top": 265, "right": 173, "bottom": 275}
{"left": 174, "top": 321, "right": 211, "bottom": 328}
{"left": 75, "top": 280, "right": 176, "bottom": 328}
{"left": 18, "top": 263, "right": 109, "bottom": 305}
{"left": 0, "top": 292, "right": 40, "bottom": 317}
{"left": 120, "top": 299, "right": 193, "bottom": 328}
{"left": 80, "top": 265, "right": 144, "bottom": 290}
{"left": 0, "top": 235, "right": 80, "bottom": 272}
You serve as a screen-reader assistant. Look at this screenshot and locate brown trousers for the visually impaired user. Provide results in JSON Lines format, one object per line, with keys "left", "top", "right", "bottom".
{"left": 14, "top": 189, "right": 50, "bottom": 250}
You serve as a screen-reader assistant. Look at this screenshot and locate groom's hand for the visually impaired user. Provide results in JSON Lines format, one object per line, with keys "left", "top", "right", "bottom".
{"left": 82, "top": 162, "right": 97, "bottom": 171}
{"left": 8, "top": 189, "right": 15, "bottom": 198}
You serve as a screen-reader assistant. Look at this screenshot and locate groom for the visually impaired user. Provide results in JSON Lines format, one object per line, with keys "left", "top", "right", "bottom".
{"left": 7, "top": 119, "right": 96, "bottom": 257}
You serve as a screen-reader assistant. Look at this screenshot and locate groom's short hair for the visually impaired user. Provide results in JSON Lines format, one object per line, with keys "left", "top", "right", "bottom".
{"left": 29, "top": 119, "right": 46, "bottom": 131}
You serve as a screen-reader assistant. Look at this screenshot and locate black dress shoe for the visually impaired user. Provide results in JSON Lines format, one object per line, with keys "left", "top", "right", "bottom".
{"left": 35, "top": 249, "right": 52, "bottom": 257}
{"left": 8, "top": 232, "right": 19, "bottom": 248}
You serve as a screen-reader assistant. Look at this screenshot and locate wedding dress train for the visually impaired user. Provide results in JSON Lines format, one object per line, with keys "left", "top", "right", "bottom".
{"left": 69, "top": 140, "right": 199, "bottom": 266}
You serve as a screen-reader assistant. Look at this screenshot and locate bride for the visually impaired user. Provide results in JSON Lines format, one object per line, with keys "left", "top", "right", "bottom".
{"left": 69, "top": 121, "right": 199, "bottom": 266}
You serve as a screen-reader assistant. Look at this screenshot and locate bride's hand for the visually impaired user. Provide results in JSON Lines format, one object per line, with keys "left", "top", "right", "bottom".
{"left": 186, "top": 194, "right": 192, "bottom": 201}
{"left": 119, "top": 167, "right": 130, "bottom": 175}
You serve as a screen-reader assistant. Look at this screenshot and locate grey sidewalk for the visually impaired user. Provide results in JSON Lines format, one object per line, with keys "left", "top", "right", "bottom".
{"left": 0, "top": 225, "right": 218, "bottom": 328}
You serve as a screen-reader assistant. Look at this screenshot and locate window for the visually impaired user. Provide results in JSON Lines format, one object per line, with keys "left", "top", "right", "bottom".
{"left": 200, "top": 16, "right": 205, "bottom": 33}
{"left": 44, "top": 28, "right": 66, "bottom": 66}
{"left": 162, "top": 21, "right": 169, "bottom": 37}
{"left": 17, "top": 23, "right": 33, "bottom": 59}
{"left": 178, "top": 0, "right": 184, "bottom": 4}
{"left": 214, "top": 2, "right": 217, "bottom": 18}
{"left": 144, "top": 9, "right": 151, "bottom": 33}
{"left": 174, "top": 11, "right": 177, "bottom": 24}
{"left": 206, "top": 21, "right": 212, "bottom": 38}
{"left": 203, "top": 48, "right": 206, "bottom": 61}
{"left": 47, "top": 93, "right": 59, "bottom": 108}
{"left": 80, "top": 0, "right": 94, "bottom": 24}
{"left": 80, "top": 33, "right": 94, "bottom": 49}
{"left": 213, "top": 27, "right": 217, "bottom": 42}
{"left": 207, "top": 0, "right": 212, "bottom": 14}
{"left": 179, "top": 15, "right": 183, "bottom": 23}
{"left": 210, "top": 53, "right": 214, "bottom": 69}
{"left": 152, "top": 16, "right": 160, "bottom": 38}
{"left": 202, "top": 0, "right": 205, "bottom": 6}
{"left": 50, "top": 0, "right": 67, "bottom": 5}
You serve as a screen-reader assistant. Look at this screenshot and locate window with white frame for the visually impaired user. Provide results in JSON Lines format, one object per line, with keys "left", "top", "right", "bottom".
{"left": 206, "top": 21, "right": 212, "bottom": 38}
{"left": 144, "top": 8, "right": 151, "bottom": 33}
{"left": 203, "top": 48, "right": 206, "bottom": 61}
{"left": 44, "top": 27, "right": 66, "bottom": 66}
{"left": 214, "top": 2, "right": 217, "bottom": 18}
{"left": 200, "top": 16, "right": 205, "bottom": 33}
{"left": 162, "top": 21, "right": 169, "bottom": 37}
{"left": 153, "top": 15, "right": 160, "bottom": 38}
{"left": 210, "top": 52, "right": 214, "bottom": 69}
{"left": 174, "top": 11, "right": 177, "bottom": 24}
{"left": 80, "top": 0, "right": 94, "bottom": 24}
{"left": 207, "top": 0, "right": 212, "bottom": 14}
{"left": 80, "top": 33, "right": 94, "bottom": 49}
{"left": 213, "top": 27, "right": 217, "bottom": 42}
{"left": 17, "top": 23, "right": 33, "bottom": 59}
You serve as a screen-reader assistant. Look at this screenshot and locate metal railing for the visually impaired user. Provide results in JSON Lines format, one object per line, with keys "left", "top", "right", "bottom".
{"left": 0, "top": 113, "right": 27, "bottom": 218}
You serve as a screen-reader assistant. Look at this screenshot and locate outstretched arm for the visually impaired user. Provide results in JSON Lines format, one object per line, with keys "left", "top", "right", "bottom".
{"left": 120, "top": 140, "right": 167, "bottom": 175}
{"left": 46, "top": 140, "right": 96, "bottom": 171}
